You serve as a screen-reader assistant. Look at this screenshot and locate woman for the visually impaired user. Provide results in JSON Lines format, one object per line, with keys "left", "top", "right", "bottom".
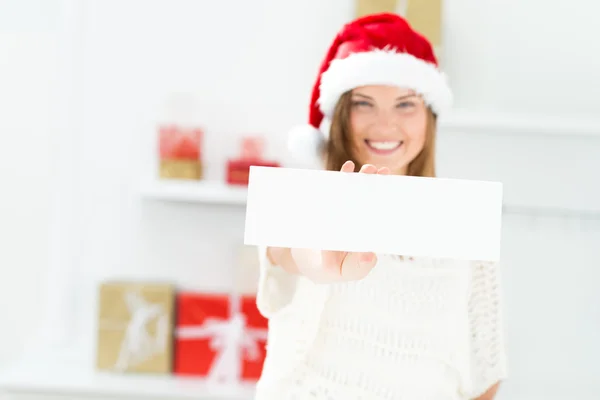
{"left": 254, "top": 12, "right": 508, "bottom": 400}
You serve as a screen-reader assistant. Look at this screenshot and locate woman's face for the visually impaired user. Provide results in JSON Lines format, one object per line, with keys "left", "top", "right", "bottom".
{"left": 348, "top": 85, "right": 428, "bottom": 174}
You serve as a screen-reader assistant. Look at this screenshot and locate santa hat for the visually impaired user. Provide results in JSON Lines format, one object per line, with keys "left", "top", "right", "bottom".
{"left": 288, "top": 12, "right": 453, "bottom": 166}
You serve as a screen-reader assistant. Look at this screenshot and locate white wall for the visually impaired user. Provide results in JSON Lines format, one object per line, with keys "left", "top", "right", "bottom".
{"left": 1, "top": 0, "right": 600, "bottom": 398}
{"left": 0, "top": 0, "right": 60, "bottom": 368}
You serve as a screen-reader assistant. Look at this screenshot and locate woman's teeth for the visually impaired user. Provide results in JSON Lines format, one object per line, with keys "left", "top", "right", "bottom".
{"left": 366, "top": 140, "right": 403, "bottom": 151}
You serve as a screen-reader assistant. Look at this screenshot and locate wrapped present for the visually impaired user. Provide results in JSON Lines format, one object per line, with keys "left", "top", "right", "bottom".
{"left": 355, "top": 0, "right": 443, "bottom": 49}
{"left": 96, "top": 281, "right": 175, "bottom": 374}
{"left": 173, "top": 291, "right": 268, "bottom": 383}
{"left": 159, "top": 124, "right": 203, "bottom": 180}
{"left": 226, "top": 136, "right": 280, "bottom": 186}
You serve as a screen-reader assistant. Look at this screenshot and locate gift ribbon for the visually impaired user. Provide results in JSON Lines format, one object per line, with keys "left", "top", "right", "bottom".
{"left": 100, "top": 290, "right": 169, "bottom": 372}
{"left": 396, "top": 0, "right": 408, "bottom": 16}
{"left": 159, "top": 125, "right": 202, "bottom": 159}
{"left": 176, "top": 292, "right": 268, "bottom": 384}
{"left": 239, "top": 137, "right": 264, "bottom": 160}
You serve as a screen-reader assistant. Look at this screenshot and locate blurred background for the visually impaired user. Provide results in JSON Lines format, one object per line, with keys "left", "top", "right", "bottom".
{"left": 0, "top": 0, "right": 599, "bottom": 399}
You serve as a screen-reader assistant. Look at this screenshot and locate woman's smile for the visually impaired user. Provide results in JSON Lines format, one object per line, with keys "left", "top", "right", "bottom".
{"left": 364, "top": 139, "right": 404, "bottom": 155}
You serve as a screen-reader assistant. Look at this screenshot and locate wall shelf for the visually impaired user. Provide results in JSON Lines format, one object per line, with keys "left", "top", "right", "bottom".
{"left": 137, "top": 110, "right": 600, "bottom": 209}
{"left": 438, "top": 109, "right": 600, "bottom": 137}
{"left": 2, "top": 347, "right": 597, "bottom": 400}
{"left": 138, "top": 178, "right": 599, "bottom": 218}
{"left": 0, "top": 347, "right": 254, "bottom": 400}
{"left": 140, "top": 179, "right": 248, "bottom": 205}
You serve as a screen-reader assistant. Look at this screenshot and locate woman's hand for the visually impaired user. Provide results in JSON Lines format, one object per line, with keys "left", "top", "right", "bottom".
{"left": 291, "top": 161, "right": 390, "bottom": 283}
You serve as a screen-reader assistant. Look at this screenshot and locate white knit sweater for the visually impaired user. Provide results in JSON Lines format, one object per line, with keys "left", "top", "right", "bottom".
{"left": 254, "top": 249, "right": 508, "bottom": 400}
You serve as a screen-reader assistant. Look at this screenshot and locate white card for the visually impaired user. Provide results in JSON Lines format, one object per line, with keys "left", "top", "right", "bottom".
{"left": 244, "top": 166, "right": 503, "bottom": 262}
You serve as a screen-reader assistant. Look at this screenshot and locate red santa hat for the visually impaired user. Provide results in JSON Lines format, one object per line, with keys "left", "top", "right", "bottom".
{"left": 288, "top": 12, "right": 453, "bottom": 166}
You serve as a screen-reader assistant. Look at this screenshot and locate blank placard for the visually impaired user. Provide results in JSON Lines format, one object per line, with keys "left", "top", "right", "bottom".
{"left": 244, "top": 166, "right": 503, "bottom": 262}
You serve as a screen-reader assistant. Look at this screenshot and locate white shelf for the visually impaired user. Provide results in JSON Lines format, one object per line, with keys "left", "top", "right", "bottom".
{"left": 140, "top": 179, "right": 248, "bottom": 205}
{"left": 0, "top": 347, "right": 254, "bottom": 400}
{"left": 136, "top": 110, "right": 600, "bottom": 207}
{"left": 3, "top": 351, "right": 598, "bottom": 400}
{"left": 439, "top": 109, "right": 600, "bottom": 137}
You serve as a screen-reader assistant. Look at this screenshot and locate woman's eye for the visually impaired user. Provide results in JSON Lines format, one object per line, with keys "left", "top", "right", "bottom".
{"left": 351, "top": 100, "right": 372, "bottom": 107}
{"left": 397, "top": 101, "right": 416, "bottom": 109}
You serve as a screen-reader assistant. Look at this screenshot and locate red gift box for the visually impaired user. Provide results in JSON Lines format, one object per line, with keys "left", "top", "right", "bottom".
{"left": 226, "top": 136, "right": 280, "bottom": 186}
{"left": 174, "top": 292, "right": 268, "bottom": 383}
{"left": 158, "top": 125, "right": 203, "bottom": 180}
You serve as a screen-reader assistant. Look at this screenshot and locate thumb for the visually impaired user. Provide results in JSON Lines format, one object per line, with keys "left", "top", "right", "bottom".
{"left": 340, "top": 252, "right": 377, "bottom": 281}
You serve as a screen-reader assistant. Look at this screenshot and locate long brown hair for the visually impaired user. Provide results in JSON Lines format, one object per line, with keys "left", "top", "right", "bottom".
{"left": 322, "top": 91, "right": 437, "bottom": 177}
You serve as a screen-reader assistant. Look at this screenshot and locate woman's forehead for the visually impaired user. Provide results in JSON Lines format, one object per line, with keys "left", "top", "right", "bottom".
{"left": 351, "top": 85, "right": 417, "bottom": 97}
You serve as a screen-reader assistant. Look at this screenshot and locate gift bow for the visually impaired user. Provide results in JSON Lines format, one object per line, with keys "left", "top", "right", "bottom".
{"left": 240, "top": 137, "right": 264, "bottom": 160}
{"left": 159, "top": 125, "right": 202, "bottom": 159}
{"left": 176, "top": 293, "right": 268, "bottom": 384}
{"left": 100, "top": 290, "right": 169, "bottom": 372}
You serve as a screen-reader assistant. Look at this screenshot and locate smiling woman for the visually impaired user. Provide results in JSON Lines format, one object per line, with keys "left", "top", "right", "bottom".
{"left": 256, "top": 12, "right": 508, "bottom": 400}
{"left": 325, "top": 86, "right": 436, "bottom": 176}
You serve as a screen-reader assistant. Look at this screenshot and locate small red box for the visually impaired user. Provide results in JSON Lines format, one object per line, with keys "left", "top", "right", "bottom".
{"left": 173, "top": 292, "right": 268, "bottom": 382}
{"left": 158, "top": 125, "right": 203, "bottom": 180}
{"left": 226, "top": 136, "right": 280, "bottom": 186}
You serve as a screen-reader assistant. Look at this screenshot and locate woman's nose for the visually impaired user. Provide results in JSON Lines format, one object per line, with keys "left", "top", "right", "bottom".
{"left": 373, "top": 111, "right": 400, "bottom": 135}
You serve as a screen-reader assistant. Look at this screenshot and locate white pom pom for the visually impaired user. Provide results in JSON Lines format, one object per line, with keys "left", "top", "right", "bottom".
{"left": 287, "top": 124, "right": 325, "bottom": 168}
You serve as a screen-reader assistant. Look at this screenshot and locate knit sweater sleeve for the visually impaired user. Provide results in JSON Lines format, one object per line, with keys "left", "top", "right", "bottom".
{"left": 460, "top": 260, "right": 509, "bottom": 399}
{"left": 255, "top": 246, "right": 298, "bottom": 318}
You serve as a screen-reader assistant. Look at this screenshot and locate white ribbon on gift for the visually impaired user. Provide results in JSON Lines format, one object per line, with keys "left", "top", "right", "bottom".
{"left": 396, "top": 0, "right": 409, "bottom": 16}
{"left": 176, "top": 292, "right": 268, "bottom": 384}
{"left": 100, "top": 290, "right": 169, "bottom": 372}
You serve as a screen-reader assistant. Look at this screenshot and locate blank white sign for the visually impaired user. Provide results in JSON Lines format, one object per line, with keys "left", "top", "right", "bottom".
{"left": 244, "top": 166, "right": 503, "bottom": 262}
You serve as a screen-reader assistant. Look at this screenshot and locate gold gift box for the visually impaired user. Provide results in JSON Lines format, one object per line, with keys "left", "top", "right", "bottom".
{"left": 96, "top": 281, "right": 175, "bottom": 374}
{"left": 159, "top": 159, "right": 202, "bottom": 180}
{"left": 354, "top": 0, "right": 443, "bottom": 48}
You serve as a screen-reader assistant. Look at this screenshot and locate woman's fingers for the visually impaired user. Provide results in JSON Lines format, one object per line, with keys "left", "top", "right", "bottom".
{"left": 341, "top": 161, "right": 384, "bottom": 175}
{"left": 317, "top": 250, "right": 377, "bottom": 282}
{"left": 341, "top": 161, "right": 389, "bottom": 175}
{"left": 316, "top": 161, "right": 384, "bottom": 283}
{"left": 359, "top": 164, "right": 377, "bottom": 174}
{"left": 340, "top": 160, "right": 355, "bottom": 173}
{"left": 340, "top": 251, "right": 378, "bottom": 280}
{"left": 320, "top": 249, "right": 343, "bottom": 271}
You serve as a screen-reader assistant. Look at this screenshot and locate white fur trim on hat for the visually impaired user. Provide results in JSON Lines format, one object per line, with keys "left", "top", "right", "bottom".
{"left": 319, "top": 117, "right": 332, "bottom": 139}
{"left": 287, "top": 117, "right": 333, "bottom": 167}
{"left": 318, "top": 48, "right": 452, "bottom": 117}
{"left": 287, "top": 123, "right": 324, "bottom": 167}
